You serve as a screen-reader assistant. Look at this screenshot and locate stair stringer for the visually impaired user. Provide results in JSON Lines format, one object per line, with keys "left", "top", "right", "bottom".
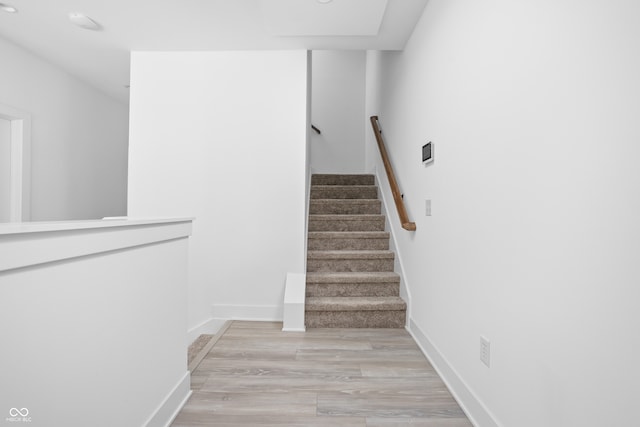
{"left": 372, "top": 166, "right": 412, "bottom": 326}
{"left": 281, "top": 167, "right": 315, "bottom": 332}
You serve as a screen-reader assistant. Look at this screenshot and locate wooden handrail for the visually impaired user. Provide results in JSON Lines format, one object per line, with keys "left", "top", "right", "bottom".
{"left": 369, "top": 116, "right": 416, "bottom": 231}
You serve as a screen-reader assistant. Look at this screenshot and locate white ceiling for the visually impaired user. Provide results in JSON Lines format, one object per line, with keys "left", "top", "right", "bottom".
{"left": 260, "top": 0, "right": 389, "bottom": 36}
{"left": 0, "top": 0, "right": 428, "bottom": 104}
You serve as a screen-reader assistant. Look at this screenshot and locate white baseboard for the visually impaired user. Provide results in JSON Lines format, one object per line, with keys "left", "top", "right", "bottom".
{"left": 211, "top": 304, "right": 283, "bottom": 321}
{"left": 408, "top": 319, "right": 500, "bottom": 427}
{"left": 187, "top": 317, "right": 229, "bottom": 345}
{"left": 144, "top": 371, "right": 191, "bottom": 427}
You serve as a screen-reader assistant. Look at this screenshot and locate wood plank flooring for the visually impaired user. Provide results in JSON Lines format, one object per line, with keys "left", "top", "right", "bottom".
{"left": 172, "top": 321, "right": 472, "bottom": 427}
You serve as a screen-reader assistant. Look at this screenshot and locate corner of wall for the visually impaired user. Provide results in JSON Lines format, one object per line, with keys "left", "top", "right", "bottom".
{"left": 143, "top": 372, "right": 191, "bottom": 427}
{"left": 407, "top": 319, "right": 501, "bottom": 427}
{"left": 187, "top": 317, "right": 229, "bottom": 345}
{"left": 211, "top": 305, "right": 283, "bottom": 322}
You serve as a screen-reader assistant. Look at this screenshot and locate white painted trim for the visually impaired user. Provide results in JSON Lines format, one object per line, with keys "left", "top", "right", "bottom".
{"left": 212, "top": 304, "right": 283, "bottom": 321}
{"left": 374, "top": 166, "right": 412, "bottom": 325}
{"left": 187, "top": 317, "right": 229, "bottom": 345}
{"left": 0, "top": 219, "right": 193, "bottom": 272}
{"left": 143, "top": 371, "right": 192, "bottom": 427}
{"left": 304, "top": 165, "right": 316, "bottom": 273}
{"left": 305, "top": 51, "right": 313, "bottom": 276}
{"left": 0, "top": 103, "right": 31, "bottom": 222}
{"left": 407, "top": 319, "right": 501, "bottom": 427}
{"left": 283, "top": 272, "right": 306, "bottom": 332}
{"left": 0, "top": 217, "right": 193, "bottom": 235}
{"left": 9, "top": 119, "right": 23, "bottom": 221}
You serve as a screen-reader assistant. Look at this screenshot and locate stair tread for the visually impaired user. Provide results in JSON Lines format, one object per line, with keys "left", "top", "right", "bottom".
{"left": 307, "top": 250, "right": 394, "bottom": 259}
{"left": 310, "top": 185, "right": 378, "bottom": 200}
{"left": 309, "top": 214, "right": 384, "bottom": 220}
{"left": 311, "top": 174, "right": 375, "bottom": 186}
{"left": 309, "top": 214, "right": 386, "bottom": 232}
{"left": 312, "top": 174, "right": 374, "bottom": 178}
{"left": 306, "top": 271, "right": 400, "bottom": 283}
{"left": 310, "top": 186, "right": 377, "bottom": 191}
{"left": 311, "top": 184, "right": 377, "bottom": 189}
{"left": 306, "top": 296, "right": 406, "bottom": 311}
{"left": 310, "top": 199, "right": 380, "bottom": 208}
{"left": 308, "top": 231, "right": 390, "bottom": 238}
{"left": 310, "top": 199, "right": 379, "bottom": 202}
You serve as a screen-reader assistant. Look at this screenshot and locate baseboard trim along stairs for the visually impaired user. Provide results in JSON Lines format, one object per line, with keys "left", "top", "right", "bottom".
{"left": 305, "top": 174, "right": 407, "bottom": 328}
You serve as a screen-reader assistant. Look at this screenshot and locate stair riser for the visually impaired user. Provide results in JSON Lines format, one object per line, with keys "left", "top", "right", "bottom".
{"left": 305, "top": 310, "right": 406, "bottom": 328}
{"left": 307, "top": 237, "right": 389, "bottom": 251}
{"left": 309, "top": 201, "right": 381, "bottom": 215}
{"left": 311, "top": 175, "right": 375, "bottom": 186}
{"left": 308, "top": 218, "right": 385, "bottom": 232}
{"left": 310, "top": 187, "right": 378, "bottom": 200}
{"left": 307, "top": 258, "right": 395, "bottom": 273}
{"left": 306, "top": 283, "right": 400, "bottom": 298}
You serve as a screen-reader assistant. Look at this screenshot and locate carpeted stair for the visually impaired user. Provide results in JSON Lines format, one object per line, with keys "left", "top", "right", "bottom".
{"left": 305, "top": 174, "right": 407, "bottom": 328}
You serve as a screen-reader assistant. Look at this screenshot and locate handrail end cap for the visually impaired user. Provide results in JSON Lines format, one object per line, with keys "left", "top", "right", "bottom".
{"left": 402, "top": 222, "right": 417, "bottom": 231}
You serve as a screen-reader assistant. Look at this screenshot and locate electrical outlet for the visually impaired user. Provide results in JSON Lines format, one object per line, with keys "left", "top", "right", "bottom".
{"left": 425, "top": 199, "right": 431, "bottom": 216}
{"left": 480, "top": 336, "right": 490, "bottom": 367}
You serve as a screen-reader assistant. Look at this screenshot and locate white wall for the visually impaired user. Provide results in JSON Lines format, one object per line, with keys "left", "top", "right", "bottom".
{"left": 311, "top": 50, "right": 366, "bottom": 173}
{"left": 0, "top": 219, "right": 192, "bottom": 427}
{"left": 128, "top": 51, "right": 308, "bottom": 336}
{"left": 366, "top": 1, "right": 640, "bottom": 426}
{"left": 0, "top": 36, "right": 128, "bottom": 221}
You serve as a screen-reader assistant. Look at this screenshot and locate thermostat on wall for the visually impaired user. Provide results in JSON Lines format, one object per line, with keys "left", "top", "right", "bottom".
{"left": 422, "top": 142, "right": 433, "bottom": 164}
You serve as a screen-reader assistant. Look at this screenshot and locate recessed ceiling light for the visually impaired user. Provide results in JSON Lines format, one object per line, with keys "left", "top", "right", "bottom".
{"left": 317, "top": 0, "right": 334, "bottom": 4}
{"left": 0, "top": 3, "right": 18, "bottom": 13}
{"left": 68, "top": 12, "right": 101, "bottom": 31}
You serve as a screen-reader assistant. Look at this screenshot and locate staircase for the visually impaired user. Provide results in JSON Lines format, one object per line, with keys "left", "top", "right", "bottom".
{"left": 305, "top": 174, "right": 407, "bottom": 328}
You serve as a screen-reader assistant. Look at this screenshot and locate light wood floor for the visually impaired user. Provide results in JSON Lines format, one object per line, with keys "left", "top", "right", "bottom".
{"left": 172, "top": 321, "right": 473, "bottom": 427}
